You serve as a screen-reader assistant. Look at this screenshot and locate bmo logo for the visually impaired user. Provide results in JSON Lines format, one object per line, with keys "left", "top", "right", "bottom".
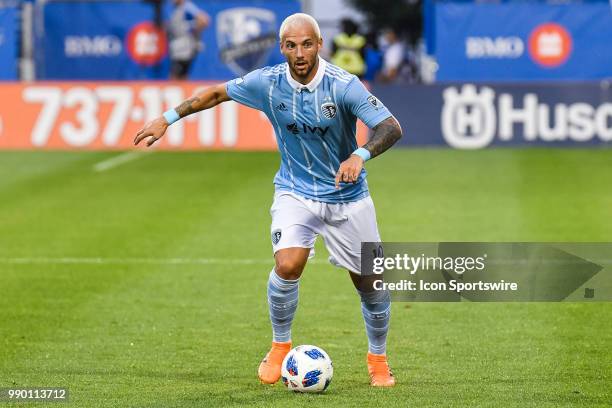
{"left": 528, "top": 23, "right": 572, "bottom": 67}
{"left": 465, "top": 37, "right": 524, "bottom": 59}
{"left": 126, "top": 22, "right": 167, "bottom": 65}
{"left": 65, "top": 36, "right": 122, "bottom": 57}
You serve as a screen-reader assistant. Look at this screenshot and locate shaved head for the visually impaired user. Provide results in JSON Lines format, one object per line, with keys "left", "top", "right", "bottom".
{"left": 279, "top": 13, "right": 323, "bottom": 85}
{"left": 279, "top": 13, "right": 321, "bottom": 42}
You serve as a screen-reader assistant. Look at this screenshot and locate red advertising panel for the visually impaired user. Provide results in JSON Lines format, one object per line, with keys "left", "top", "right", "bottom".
{"left": 0, "top": 82, "right": 367, "bottom": 150}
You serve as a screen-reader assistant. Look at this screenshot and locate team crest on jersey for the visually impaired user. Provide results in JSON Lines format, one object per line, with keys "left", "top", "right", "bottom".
{"left": 272, "top": 229, "right": 282, "bottom": 245}
{"left": 367, "top": 95, "right": 380, "bottom": 109}
{"left": 320, "top": 102, "right": 337, "bottom": 119}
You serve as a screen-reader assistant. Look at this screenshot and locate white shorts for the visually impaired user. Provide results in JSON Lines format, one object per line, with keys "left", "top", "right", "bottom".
{"left": 270, "top": 191, "right": 381, "bottom": 275}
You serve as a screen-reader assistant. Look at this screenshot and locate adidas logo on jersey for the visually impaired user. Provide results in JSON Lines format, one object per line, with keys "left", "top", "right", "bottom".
{"left": 275, "top": 102, "right": 288, "bottom": 111}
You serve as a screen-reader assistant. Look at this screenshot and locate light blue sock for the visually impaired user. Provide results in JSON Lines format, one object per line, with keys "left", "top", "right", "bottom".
{"left": 267, "top": 269, "right": 299, "bottom": 343}
{"left": 358, "top": 289, "right": 391, "bottom": 355}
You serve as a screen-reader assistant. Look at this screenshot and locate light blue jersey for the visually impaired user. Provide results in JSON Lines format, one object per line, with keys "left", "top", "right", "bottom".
{"left": 226, "top": 57, "right": 392, "bottom": 203}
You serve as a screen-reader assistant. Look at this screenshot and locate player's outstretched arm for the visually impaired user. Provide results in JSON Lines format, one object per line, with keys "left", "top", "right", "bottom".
{"left": 134, "top": 83, "right": 231, "bottom": 147}
{"left": 335, "top": 116, "right": 402, "bottom": 188}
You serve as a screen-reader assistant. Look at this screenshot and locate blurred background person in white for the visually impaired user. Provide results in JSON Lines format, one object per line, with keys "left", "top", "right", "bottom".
{"left": 377, "top": 28, "right": 404, "bottom": 83}
{"left": 166, "top": 0, "right": 210, "bottom": 80}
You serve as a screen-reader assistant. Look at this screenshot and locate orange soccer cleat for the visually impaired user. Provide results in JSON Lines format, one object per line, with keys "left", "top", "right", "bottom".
{"left": 258, "top": 341, "right": 292, "bottom": 384}
{"left": 367, "top": 352, "right": 396, "bottom": 387}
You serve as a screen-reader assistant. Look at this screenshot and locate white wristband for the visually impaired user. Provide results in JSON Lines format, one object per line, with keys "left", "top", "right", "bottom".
{"left": 352, "top": 147, "right": 371, "bottom": 162}
{"left": 163, "top": 109, "right": 180, "bottom": 125}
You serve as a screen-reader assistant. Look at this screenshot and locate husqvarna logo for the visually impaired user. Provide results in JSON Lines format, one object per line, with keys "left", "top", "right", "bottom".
{"left": 441, "top": 84, "right": 612, "bottom": 149}
{"left": 442, "top": 85, "right": 496, "bottom": 149}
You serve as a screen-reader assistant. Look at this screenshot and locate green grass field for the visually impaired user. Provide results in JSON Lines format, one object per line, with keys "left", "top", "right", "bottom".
{"left": 0, "top": 149, "right": 610, "bottom": 407}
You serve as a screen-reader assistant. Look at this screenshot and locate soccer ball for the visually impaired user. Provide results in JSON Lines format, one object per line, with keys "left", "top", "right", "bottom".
{"left": 280, "top": 345, "right": 333, "bottom": 393}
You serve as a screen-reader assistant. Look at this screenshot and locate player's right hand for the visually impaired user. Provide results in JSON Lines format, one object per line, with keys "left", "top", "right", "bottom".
{"left": 335, "top": 154, "right": 364, "bottom": 189}
{"left": 134, "top": 117, "right": 169, "bottom": 147}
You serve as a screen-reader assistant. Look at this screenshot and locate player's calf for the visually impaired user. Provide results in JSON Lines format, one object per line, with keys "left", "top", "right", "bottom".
{"left": 260, "top": 268, "right": 300, "bottom": 384}
{"left": 354, "top": 280, "right": 394, "bottom": 386}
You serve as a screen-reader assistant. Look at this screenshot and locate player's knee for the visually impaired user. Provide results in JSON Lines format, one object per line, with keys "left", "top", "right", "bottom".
{"left": 350, "top": 272, "right": 380, "bottom": 293}
{"left": 359, "top": 288, "right": 391, "bottom": 306}
{"left": 274, "top": 257, "right": 306, "bottom": 280}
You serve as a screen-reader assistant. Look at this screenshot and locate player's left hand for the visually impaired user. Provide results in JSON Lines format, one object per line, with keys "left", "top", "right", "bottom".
{"left": 134, "top": 117, "right": 169, "bottom": 147}
{"left": 335, "top": 154, "right": 364, "bottom": 189}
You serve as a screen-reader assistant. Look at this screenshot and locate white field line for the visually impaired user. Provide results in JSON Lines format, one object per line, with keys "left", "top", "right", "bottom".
{"left": 93, "top": 151, "right": 148, "bottom": 172}
{"left": 0, "top": 257, "right": 329, "bottom": 265}
{"left": 4, "top": 257, "right": 602, "bottom": 267}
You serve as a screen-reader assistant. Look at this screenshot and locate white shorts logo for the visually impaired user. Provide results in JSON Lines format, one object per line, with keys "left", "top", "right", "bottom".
{"left": 272, "top": 229, "right": 282, "bottom": 245}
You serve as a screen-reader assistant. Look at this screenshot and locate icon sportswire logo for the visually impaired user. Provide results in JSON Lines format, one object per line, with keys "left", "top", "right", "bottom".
{"left": 441, "top": 85, "right": 612, "bottom": 149}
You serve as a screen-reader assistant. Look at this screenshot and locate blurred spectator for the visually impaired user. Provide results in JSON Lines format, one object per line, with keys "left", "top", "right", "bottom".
{"left": 402, "top": 41, "right": 421, "bottom": 84}
{"left": 331, "top": 18, "right": 366, "bottom": 78}
{"left": 166, "top": 0, "right": 209, "bottom": 80}
{"left": 377, "top": 28, "right": 404, "bottom": 83}
{"left": 363, "top": 31, "right": 383, "bottom": 83}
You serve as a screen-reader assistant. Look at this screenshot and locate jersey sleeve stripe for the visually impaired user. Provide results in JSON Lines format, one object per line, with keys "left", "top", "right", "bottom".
{"left": 325, "top": 73, "right": 351, "bottom": 83}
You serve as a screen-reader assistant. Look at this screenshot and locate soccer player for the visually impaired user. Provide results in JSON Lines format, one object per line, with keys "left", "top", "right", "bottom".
{"left": 166, "top": 0, "right": 210, "bottom": 80}
{"left": 134, "top": 13, "right": 402, "bottom": 387}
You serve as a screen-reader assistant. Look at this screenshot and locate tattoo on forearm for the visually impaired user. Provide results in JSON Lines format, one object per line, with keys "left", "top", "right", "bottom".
{"left": 175, "top": 97, "right": 201, "bottom": 118}
{"left": 363, "top": 117, "right": 402, "bottom": 159}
